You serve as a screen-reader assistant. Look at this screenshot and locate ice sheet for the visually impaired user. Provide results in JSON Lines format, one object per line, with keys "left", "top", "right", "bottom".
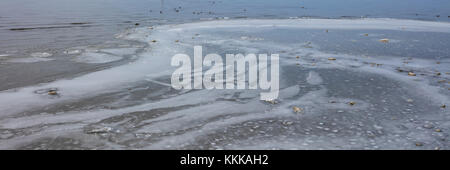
{"left": 0, "top": 18, "right": 449, "bottom": 149}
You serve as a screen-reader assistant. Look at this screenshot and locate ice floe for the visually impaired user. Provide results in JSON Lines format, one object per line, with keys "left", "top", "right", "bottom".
{"left": 5, "top": 52, "right": 54, "bottom": 63}
{"left": 73, "top": 52, "right": 123, "bottom": 64}
{"left": 64, "top": 49, "right": 82, "bottom": 55}
{"left": 30, "top": 52, "right": 52, "bottom": 58}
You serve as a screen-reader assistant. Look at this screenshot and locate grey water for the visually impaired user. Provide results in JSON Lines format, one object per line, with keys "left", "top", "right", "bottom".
{"left": 1, "top": 0, "right": 449, "bottom": 54}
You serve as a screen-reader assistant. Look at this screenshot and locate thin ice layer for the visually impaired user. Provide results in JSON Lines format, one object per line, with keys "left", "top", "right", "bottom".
{"left": 0, "top": 19, "right": 449, "bottom": 149}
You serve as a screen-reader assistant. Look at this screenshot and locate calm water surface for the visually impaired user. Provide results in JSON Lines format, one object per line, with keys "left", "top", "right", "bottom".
{"left": 1, "top": 0, "right": 449, "bottom": 54}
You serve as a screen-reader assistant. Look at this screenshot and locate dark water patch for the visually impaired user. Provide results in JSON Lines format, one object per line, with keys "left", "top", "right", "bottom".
{"left": 9, "top": 25, "right": 91, "bottom": 31}
{"left": 233, "top": 16, "right": 248, "bottom": 19}
{"left": 340, "top": 16, "right": 366, "bottom": 19}
{"left": 69, "top": 22, "right": 90, "bottom": 25}
{"left": 262, "top": 14, "right": 277, "bottom": 18}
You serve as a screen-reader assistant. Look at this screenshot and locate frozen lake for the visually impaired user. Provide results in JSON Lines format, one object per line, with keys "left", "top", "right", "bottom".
{"left": 0, "top": 1, "right": 449, "bottom": 149}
